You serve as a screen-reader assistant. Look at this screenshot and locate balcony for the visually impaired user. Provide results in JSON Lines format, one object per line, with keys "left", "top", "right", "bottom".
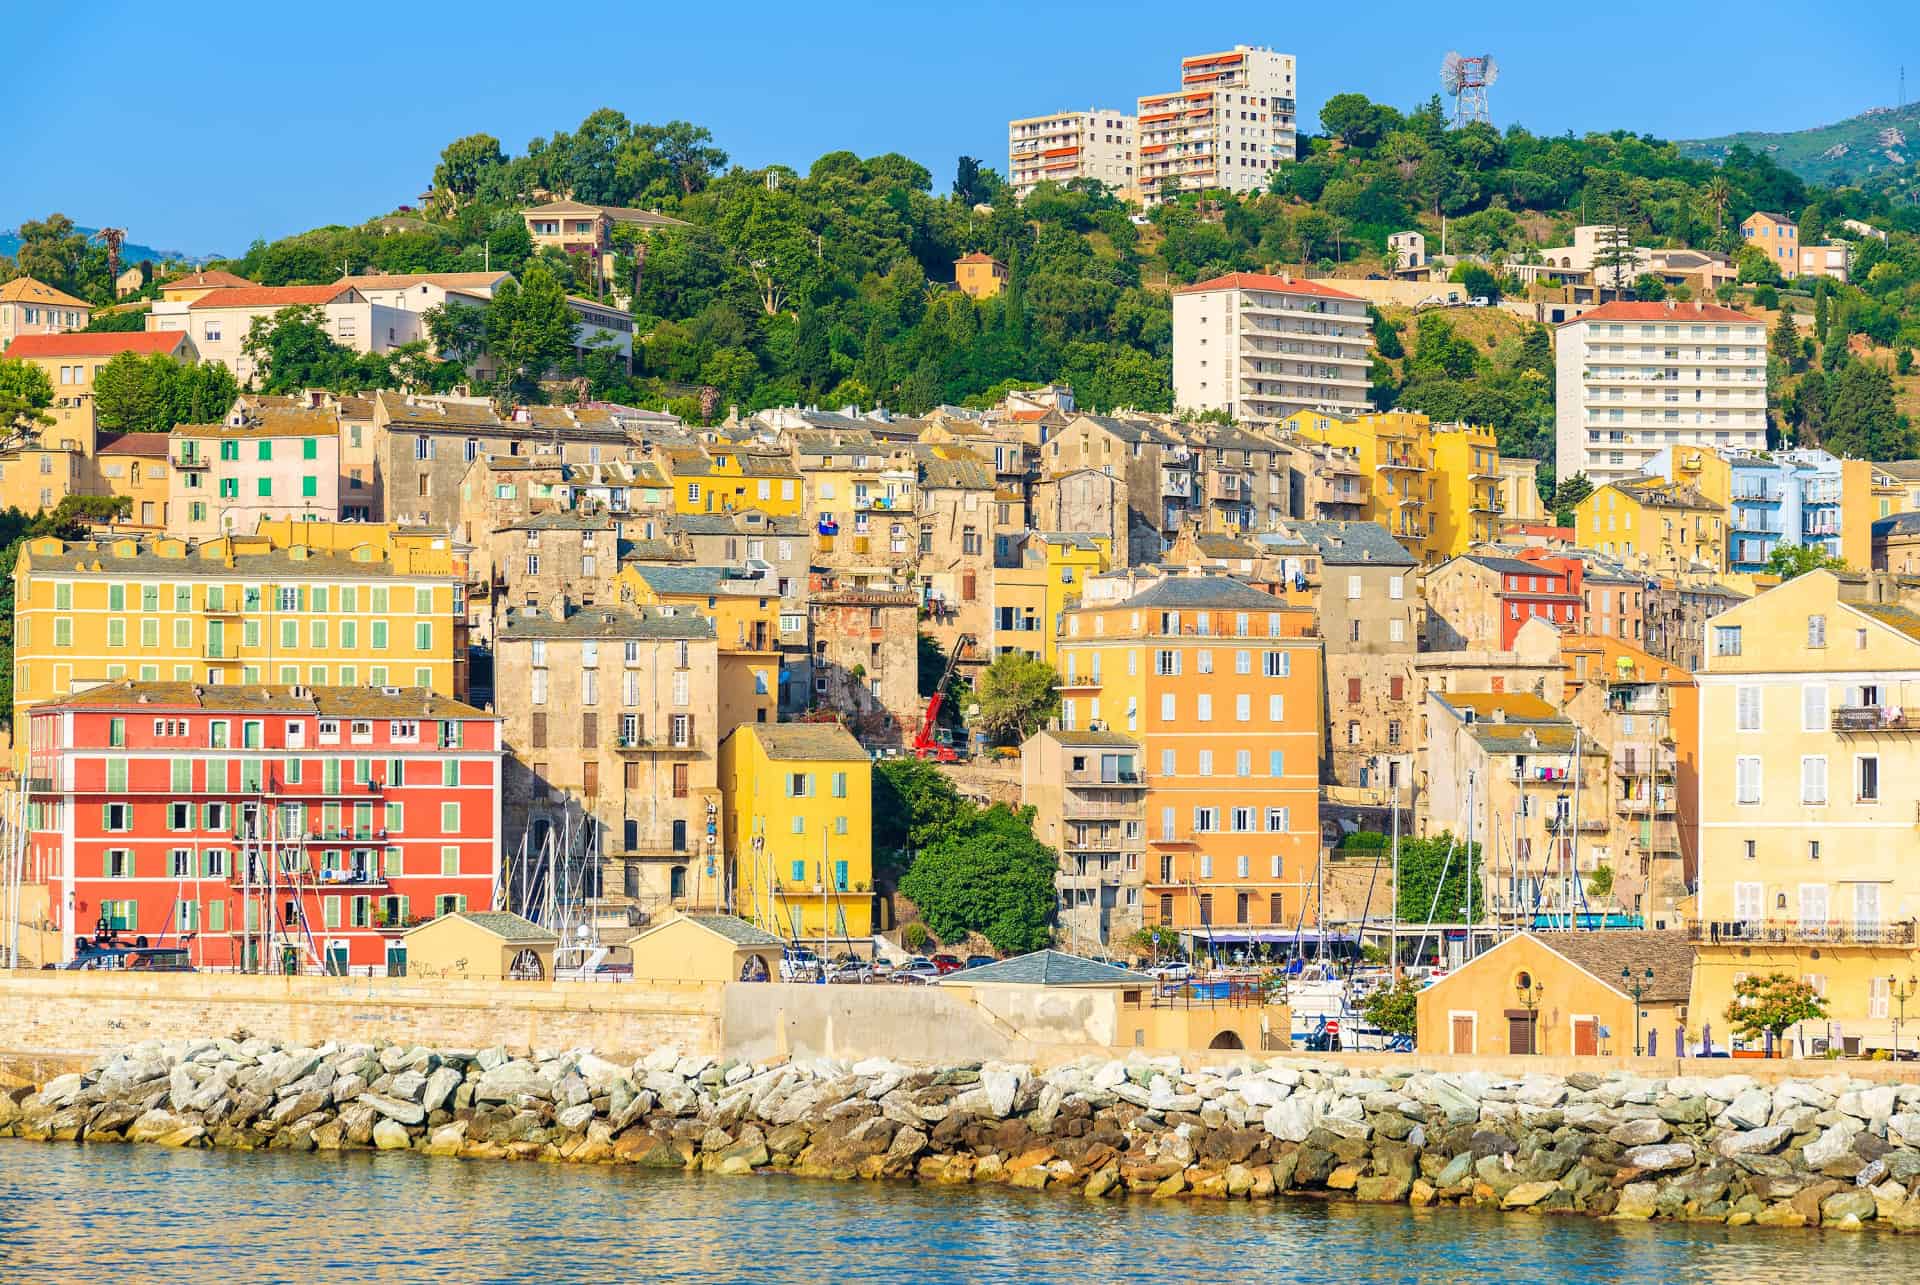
{"left": 1687, "top": 919, "right": 1917, "bottom": 947}
{"left": 1064, "top": 771, "right": 1146, "bottom": 791}
{"left": 1627, "top": 820, "right": 1681, "bottom": 852}
{"left": 1833, "top": 708, "right": 1920, "bottom": 734}
{"left": 1062, "top": 796, "right": 1144, "bottom": 823}
{"left": 174, "top": 454, "right": 210, "bottom": 471}
{"left": 614, "top": 735, "right": 700, "bottom": 754}
{"left": 1612, "top": 755, "right": 1676, "bottom": 779}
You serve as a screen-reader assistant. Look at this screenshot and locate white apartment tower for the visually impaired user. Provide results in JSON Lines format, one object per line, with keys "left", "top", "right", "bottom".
{"left": 1007, "top": 110, "right": 1138, "bottom": 201}
{"left": 1554, "top": 301, "right": 1769, "bottom": 488}
{"left": 1138, "top": 45, "right": 1297, "bottom": 205}
{"left": 1172, "top": 272, "right": 1374, "bottom": 427}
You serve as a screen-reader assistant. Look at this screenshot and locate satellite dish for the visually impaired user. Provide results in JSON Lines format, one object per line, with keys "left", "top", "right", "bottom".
{"left": 1481, "top": 55, "right": 1500, "bottom": 86}
{"left": 1440, "top": 51, "right": 1466, "bottom": 94}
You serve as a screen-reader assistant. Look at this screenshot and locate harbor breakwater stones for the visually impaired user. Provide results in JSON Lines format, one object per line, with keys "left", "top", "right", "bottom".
{"left": 11, "top": 1041, "right": 1920, "bottom": 1230}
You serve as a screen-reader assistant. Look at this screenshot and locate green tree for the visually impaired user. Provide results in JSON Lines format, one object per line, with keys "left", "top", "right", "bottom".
{"left": 1761, "top": 543, "right": 1850, "bottom": 580}
{"left": 1825, "top": 360, "right": 1916, "bottom": 459}
{"left": 0, "top": 357, "right": 55, "bottom": 450}
{"left": 484, "top": 262, "right": 576, "bottom": 397}
{"left": 1813, "top": 279, "right": 1831, "bottom": 348}
{"left": 1770, "top": 307, "right": 1805, "bottom": 375}
{"left": 1395, "top": 832, "right": 1485, "bottom": 925}
{"left": 1724, "top": 972, "right": 1828, "bottom": 1055}
{"left": 1631, "top": 273, "right": 1667, "bottom": 301}
{"left": 972, "top": 650, "right": 1060, "bottom": 744}
{"left": 1450, "top": 263, "right": 1501, "bottom": 302}
{"left": 1552, "top": 471, "right": 1594, "bottom": 511}
{"left": 433, "top": 133, "right": 506, "bottom": 199}
{"left": 13, "top": 214, "right": 92, "bottom": 296}
{"left": 872, "top": 757, "right": 968, "bottom": 856}
{"left": 897, "top": 803, "right": 1058, "bottom": 953}
{"left": 240, "top": 305, "right": 374, "bottom": 392}
{"left": 1360, "top": 976, "right": 1420, "bottom": 1038}
{"left": 92, "top": 353, "right": 237, "bottom": 432}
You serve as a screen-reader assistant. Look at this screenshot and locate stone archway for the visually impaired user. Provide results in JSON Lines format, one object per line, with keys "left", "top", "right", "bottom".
{"left": 1208, "top": 1030, "right": 1245, "bottom": 1050}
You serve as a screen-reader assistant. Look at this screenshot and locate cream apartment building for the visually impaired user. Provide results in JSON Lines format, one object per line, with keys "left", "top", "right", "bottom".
{"left": 1007, "top": 109, "right": 1137, "bottom": 201}
{"left": 1137, "top": 46, "right": 1296, "bottom": 205}
{"left": 147, "top": 285, "right": 420, "bottom": 385}
{"left": 0, "top": 278, "right": 90, "bottom": 347}
{"left": 1173, "top": 273, "right": 1373, "bottom": 427}
{"left": 1554, "top": 301, "right": 1768, "bottom": 488}
{"left": 169, "top": 408, "right": 343, "bottom": 537}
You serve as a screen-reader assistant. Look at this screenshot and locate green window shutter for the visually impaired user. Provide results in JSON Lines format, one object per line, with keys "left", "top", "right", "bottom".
{"left": 384, "top": 802, "right": 402, "bottom": 831}
{"left": 324, "top": 759, "right": 340, "bottom": 793}
{"left": 441, "top": 802, "right": 459, "bottom": 833}
{"left": 258, "top": 440, "right": 272, "bottom": 461}
{"left": 441, "top": 846, "right": 458, "bottom": 876}
{"left": 323, "top": 898, "right": 340, "bottom": 929}
{"left": 208, "top": 901, "right": 225, "bottom": 932}
{"left": 171, "top": 759, "right": 191, "bottom": 791}
{"left": 108, "top": 584, "right": 125, "bottom": 612}
{"left": 372, "top": 622, "right": 388, "bottom": 650}
{"left": 384, "top": 846, "right": 402, "bottom": 876}
{"left": 442, "top": 760, "right": 458, "bottom": 787}
{"left": 303, "top": 438, "right": 318, "bottom": 461}
{"left": 302, "top": 476, "right": 317, "bottom": 498}
{"left": 106, "top": 759, "right": 127, "bottom": 791}
{"left": 257, "top": 477, "right": 272, "bottom": 498}
{"left": 207, "top": 760, "right": 227, "bottom": 792}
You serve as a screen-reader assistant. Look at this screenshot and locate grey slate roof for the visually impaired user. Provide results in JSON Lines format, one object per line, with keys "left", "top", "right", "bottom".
{"left": 1531, "top": 930, "right": 1694, "bottom": 1003}
{"left": 1041, "top": 728, "right": 1140, "bottom": 748}
{"left": 497, "top": 606, "right": 714, "bottom": 641}
{"left": 1464, "top": 554, "right": 1545, "bottom": 576}
{"left": 1116, "top": 575, "right": 1286, "bottom": 611}
{"left": 442, "top": 911, "right": 558, "bottom": 944}
{"left": 630, "top": 564, "right": 775, "bottom": 597}
{"left": 502, "top": 511, "right": 615, "bottom": 532}
{"left": 685, "top": 914, "right": 785, "bottom": 947}
{"left": 1277, "top": 521, "right": 1416, "bottom": 567}
{"left": 1875, "top": 512, "right": 1920, "bottom": 537}
{"left": 733, "top": 722, "right": 867, "bottom": 761}
{"left": 951, "top": 949, "right": 1152, "bottom": 986}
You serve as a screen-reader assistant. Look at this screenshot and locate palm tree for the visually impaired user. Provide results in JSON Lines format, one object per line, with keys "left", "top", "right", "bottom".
{"left": 1705, "top": 176, "right": 1733, "bottom": 235}
{"left": 1382, "top": 242, "right": 1406, "bottom": 277}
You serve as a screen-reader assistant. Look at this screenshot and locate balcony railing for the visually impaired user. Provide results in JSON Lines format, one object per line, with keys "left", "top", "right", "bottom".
{"left": 1833, "top": 707, "right": 1920, "bottom": 734}
{"left": 1688, "top": 919, "right": 1917, "bottom": 947}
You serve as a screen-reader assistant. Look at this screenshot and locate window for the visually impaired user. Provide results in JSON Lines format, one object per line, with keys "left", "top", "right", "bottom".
{"left": 1192, "top": 807, "right": 1218, "bottom": 833}
{"left": 1800, "top": 756, "right": 1827, "bottom": 806}
{"left": 441, "top": 802, "right": 461, "bottom": 833}
{"left": 1735, "top": 756, "right": 1761, "bottom": 805}
{"left": 1195, "top": 694, "right": 1212, "bottom": 722}
{"left": 1713, "top": 625, "right": 1742, "bottom": 656}
{"left": 1807, "top": 614, "right": 1826, "bottom": 648}
{"left": 1263, "top": 651, "right": 1288, "bottom": 677}
{"left": 1802, "top": 684, "right": 1827, "bottom": 732}
{"left": 1736, "top": 687, "right": 1761, "bottom": 732}
{"left": 1858, "top": 755, "right": 1881, "bottom": 802}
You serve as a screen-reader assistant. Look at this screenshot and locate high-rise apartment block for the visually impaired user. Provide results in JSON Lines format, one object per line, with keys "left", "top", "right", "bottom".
{"left": 1007, "top": 110, "right": 1137, "bottom": 201}
{"left": 1138, "top": 46, "right": 1296, "bottom": 205}
{"left": 1173, "top": 273, "right": 1373, "bottom": 428}
{"left": 1553, "top": 301, "right": 1768, "bottom": 489}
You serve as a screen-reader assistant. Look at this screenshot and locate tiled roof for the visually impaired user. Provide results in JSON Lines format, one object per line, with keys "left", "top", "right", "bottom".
{"left": 501, "top": 510, "right": 614, "bottom": 532}
{"left": 1042, "top": 729, "right": 1140, "bottom": 748}
{"left": 436, "top": 911, "right": 557, "bottom": 944}
{"left": 1277, "top": 521, "right": 1415, "bottom": 567}
{"left": 188, "top": 285, "right": 358, "bottom": 310}
{"left": 1566, "top": 301, "right": 1758, "bottom": 325}
{"left": 1070, "top": 413, "right": 1182, "bottom": 446}
{"left": 174, "top": 409, "right": 338, "bottom": 440}
{"left": 1111, "top": 574, "right": 1285, "bottom": 611}
{"left": 1465, "top": 554, "right": 1550, "bottom": 576}
{"left": 917, "top": 448, "right": 993, "bottom": 490}
{"left": 1531, "top": 930, "right": 1695, "bottom": 1003}
{"left": 497, "top": 605, "right": 714, "bottom": 641}
{"left": 1856, "top": 603, "right": 1920, "bottom": 644}
{"left": 35, "top": 681, "right": 488, "bottom": 718}
{"left": 1174, "top": 272, "right": 1362, "bottom": 301}
{"left": 735, "top": 722, "right": 867, "bottom": 762}
{"left": 950, "top": 949, "right": 1152, "bottom": 986}
{"left": 3, "top": 331, "right": 189, "bottom": 360}
{"left": 1437, "top": 692, "right": 1560, "bottom": 722}
{"left": 956, "top": 251, "right": 1005, "bottom": 266}
{"left": 375, "top": 392, "right": 504, "bottom": 430}
{"left": 24, "top": 539, "right": 451, "bottom": 581}
{"left": 336, "top": 271, "right": 511, "bottom": 292}
{"left": 681, "top": 914, "right": 783, "bottom": 947}
{"left": 0, "top": 277, "right": 89, "bottom": 308}
{"left": 94, "top": 432, "right": 172, "bottom": 458}
{"left": 670, "top": 512, "right": 808, "bottom": 537}
{"left": 159, "top": 269, "right": 256, "bottom": 293}
{"left": 523, "top": 200, "right": 690, "bottom": 228}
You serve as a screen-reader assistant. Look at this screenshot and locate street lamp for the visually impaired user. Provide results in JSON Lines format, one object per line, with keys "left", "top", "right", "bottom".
{"left": 1515, "top": 972, "right": 1546, "bottom": 1054}
{"left": 1892, "top": 975, "right": 1917, "bottom": 1057}
{"left": 1622, "top": 967, "right": 1655, "bottom": 1057}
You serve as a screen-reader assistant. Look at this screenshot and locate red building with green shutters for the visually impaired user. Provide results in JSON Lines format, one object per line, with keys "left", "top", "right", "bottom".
{"left": 26, "top": 682, "right": 502, "bottom": 973}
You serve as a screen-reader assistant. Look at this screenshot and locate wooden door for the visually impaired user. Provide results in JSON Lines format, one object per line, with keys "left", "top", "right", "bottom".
{"left": 1573, "top": 1018, "right": 1598, "bottom": 1057}
{"left": 1451, "top": 1015, "right": 1474, "bottom": 1054}
{"left": 1507, "top": 1013, "right": 1534, "bottom": 1055}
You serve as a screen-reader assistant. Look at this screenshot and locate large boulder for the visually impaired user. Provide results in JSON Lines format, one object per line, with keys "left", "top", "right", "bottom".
{"left": 357, "top": 1094, "right": 426, "bottom": 1126}
{"left": 1623, "top": 1143, "right": 1694, "bottom": 1173}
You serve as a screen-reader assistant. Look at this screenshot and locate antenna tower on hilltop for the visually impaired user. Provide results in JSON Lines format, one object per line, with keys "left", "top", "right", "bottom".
{"left": 1440, "top": 52, "right": 1499, "bottom": 128}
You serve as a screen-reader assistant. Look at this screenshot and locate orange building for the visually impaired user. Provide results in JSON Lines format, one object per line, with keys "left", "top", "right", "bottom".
{"left": 1055, "top": 574, "right": 1323, "bottom": 945}
{"left": 954, "top": 252, "right": 1008, "bottom": 300}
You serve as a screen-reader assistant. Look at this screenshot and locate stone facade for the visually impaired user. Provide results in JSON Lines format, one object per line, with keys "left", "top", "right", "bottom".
{"left": 808, "top": 588, "right": 920, "bottom": 747}
{"left": 494, "top": 604, "right": 723, "bottom": 929}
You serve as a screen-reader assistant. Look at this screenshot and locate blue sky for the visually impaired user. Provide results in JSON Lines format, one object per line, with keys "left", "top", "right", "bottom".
{"left": 5, "top": 0, "right": 1913, "bottom": 255}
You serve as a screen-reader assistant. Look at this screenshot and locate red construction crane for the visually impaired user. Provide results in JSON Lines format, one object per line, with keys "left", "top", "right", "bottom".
{"left": 913, "top": 633, "right": 975, "bottom": 761}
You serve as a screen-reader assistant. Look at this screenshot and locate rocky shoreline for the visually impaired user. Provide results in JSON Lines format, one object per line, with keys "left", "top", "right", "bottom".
{"left": 9, "top": 1039, "right": 1920, "bottom": 1230}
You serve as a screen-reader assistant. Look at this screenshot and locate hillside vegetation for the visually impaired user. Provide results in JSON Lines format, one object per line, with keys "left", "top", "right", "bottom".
{"left": 1681, "top": 102, "right": 1920, "bottom": 191}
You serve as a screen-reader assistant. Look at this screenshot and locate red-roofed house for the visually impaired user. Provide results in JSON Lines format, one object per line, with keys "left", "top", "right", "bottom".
{"left": 1172, "top": 271, "right": 1374, "bottom": 427}
{"left": 158, "top": 269, "right": 259, "bottom": 304}
{"left": 1554, "top": 300, "right": 1769, "bottom": 488}
{"left": 0, "top": 277, "right": 91, "bottom": 347}
{"left": 954, "top": 251, "right": 1007, "bottom": 300}
{"left": 3, "top": 330, "right": 202, "bottom": 458}
{"left": 146, "top": 284, "right": 419, "bottom": 385}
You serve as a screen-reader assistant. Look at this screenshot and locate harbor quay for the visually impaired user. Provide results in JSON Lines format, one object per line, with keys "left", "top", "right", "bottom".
{"left": 11, "top": 1032, "right": 1920, "bottom": 1233}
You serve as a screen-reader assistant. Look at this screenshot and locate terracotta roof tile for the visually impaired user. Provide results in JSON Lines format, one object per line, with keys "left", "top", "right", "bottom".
{"left": 3, "top": 332, "right": 190, "bottom": 360}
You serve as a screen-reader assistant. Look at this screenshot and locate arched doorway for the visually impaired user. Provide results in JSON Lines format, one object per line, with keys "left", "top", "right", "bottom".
{"left": 508, "top": 949, "right": 545, "bottom": 981}
{"left": 1208, "top": 1030, "right": 1245, "bottom": 1050}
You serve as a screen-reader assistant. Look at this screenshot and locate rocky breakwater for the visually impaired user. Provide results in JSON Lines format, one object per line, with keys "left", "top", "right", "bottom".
{"left": 11, "top": 1042, "right": 1920, "bottom": 1231}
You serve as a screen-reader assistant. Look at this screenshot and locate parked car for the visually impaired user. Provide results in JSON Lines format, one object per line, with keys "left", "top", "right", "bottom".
{"left": 868, "top": 959, "right": 895, "bottom": 979}
{"left": 964, "top": 954, "right": 996, "bottom": 971}
{"left": 1147, "top": 961, "right": 1192, "bottom": 983}
{"left": 893, "top": 961, "right": 941, "bottom": 984}
{"left": 826, "top": 961, "right": 873, "bottom": 984}
{"left": 930, "top": 954, "right": 964, "bottom": 975}
{"left": 779, "top": 948, "right": 822, "bottom": 982}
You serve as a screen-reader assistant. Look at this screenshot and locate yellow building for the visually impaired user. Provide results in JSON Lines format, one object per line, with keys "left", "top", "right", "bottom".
{"left": 620, "top": 563, "right": 780, "bottom": 736}
{"left": 1, "top": 330, "right": 202, "bottom": 457}
{"left": 1575, "top": 478, "right": 1726, "bottom": 572}
{"left": 990, "top": 532, "right": 1112, "bottom": 663}
{"left": 1417, "top": 931, "right": 1694, "bottom": 1057}
{"left": 1644, "top": 445, "right": 1733, "bottom": 511}
{"left": 625, "top": 910, "right": 784, "bottom": 982}
{"left": 401, "top": 910, "right": 558, "bottom": 981}
{"left": 718, "top": 722, "right": 874, "bottom": 947}
{"left": 12, "top": 534, "right": 466, "bottom": 736}
{"left": 664, "top": 447, "right": 804, "bottom": 518}
{"left": 1693, "top": 570, "right": 1920, "bottom": 1053}
{"left": 1428, "top": 423, "right": 1503, "bottom": 556}
{"left": 1283, "top": 410, "right": 1506, "bottom": 563}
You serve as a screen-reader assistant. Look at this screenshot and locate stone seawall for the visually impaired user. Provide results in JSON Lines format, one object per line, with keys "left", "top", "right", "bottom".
{"left": 10, "top": 1038, "right": 1920, "bottom": 1232}
{"left": 0, "top": 973, "right": 722, "bottom": 1063}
